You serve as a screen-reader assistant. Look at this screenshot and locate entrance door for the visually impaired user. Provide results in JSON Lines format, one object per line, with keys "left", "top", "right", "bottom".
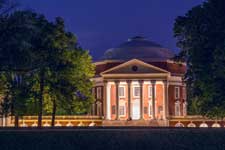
{"left": 132, "top": 100, "right": 140, "bottom": 120}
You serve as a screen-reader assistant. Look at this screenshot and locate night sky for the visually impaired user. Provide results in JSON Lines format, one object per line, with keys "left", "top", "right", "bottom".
{"left": 19, "top": 0, "right": 205, "bottom": 60}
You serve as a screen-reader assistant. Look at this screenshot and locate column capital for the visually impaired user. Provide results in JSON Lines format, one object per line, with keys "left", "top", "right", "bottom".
{"left": 150, "top": 80, "right": 156, "bottom": 85}
{"left": 162, "top": 80, "right": 168, "bottom": 85}
{"left": 138, "top": 80, "right": 144, "bottom": 85}
{"left": 103, "top": 80, "right": 108, "bottom": 84}
{"left": 126, "top": 80, "right": 132, "bottom": 84}
{"left": 115, "top": 80, "right": 120, "bottom": 85}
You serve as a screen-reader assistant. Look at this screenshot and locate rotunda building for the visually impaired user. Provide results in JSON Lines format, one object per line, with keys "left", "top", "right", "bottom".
{"left": 91, "top": 36, "right": 187, "bottom": 126}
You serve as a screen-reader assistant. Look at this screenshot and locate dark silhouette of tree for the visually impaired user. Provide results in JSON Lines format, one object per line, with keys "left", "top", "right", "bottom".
{"left": 174, "top": 0, "right": 225, "bottom": 119}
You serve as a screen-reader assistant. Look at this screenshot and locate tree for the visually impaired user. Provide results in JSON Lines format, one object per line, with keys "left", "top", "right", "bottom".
{"left": 0, "top": 10, "right": 41, "bottom": 127}
{"left": 174, "top": 0, "right": 225, "bottom": 119}
{"left": 0, "top": 9, "right": 95, "bottom": 127}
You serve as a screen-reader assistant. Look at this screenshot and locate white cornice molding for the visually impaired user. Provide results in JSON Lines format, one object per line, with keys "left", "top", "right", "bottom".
{"left": 100, "top": 59, "right": 170, "bottom": 75}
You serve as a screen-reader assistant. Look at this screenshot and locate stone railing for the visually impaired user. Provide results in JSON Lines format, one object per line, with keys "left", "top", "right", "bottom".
{"left": 5, "top": 115, "right": 103, "bottom": 127}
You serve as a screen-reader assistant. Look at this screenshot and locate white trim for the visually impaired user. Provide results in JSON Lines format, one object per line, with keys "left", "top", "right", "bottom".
{"left": 131, "top": 81, "right": 139, "bottom": 85}
{"left": 100, "top": 59, "right": 170, "bottom": 75}
{"left": 148, "top": 100, "right": 153, "bottom": 117}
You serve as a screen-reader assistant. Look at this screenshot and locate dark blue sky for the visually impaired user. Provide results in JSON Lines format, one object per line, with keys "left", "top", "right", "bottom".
{"left": 19, "top": 0, "right": 205, "bottom": 60}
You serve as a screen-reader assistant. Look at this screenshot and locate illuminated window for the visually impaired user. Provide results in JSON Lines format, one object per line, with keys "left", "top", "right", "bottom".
{"left": 148, "top": 86, "right": 152, "bottom": 98}
{"left": 175, "top": 87, "right": 180, "bottom": 99}
{"left": 175, "top": 101, "right": 180, "bottom": 116}
{"left": 96, "top": 87, "right": 102, "bottom": 99}
{"left": 133, "top": 86, "right": 140, "bottom": 97}
{"left": 119, "top": 86, "right": 125, "bottom": 98}
{"left": 183, "top": 102, "right": 187, "bottom": 116}
{"left": 119, "top": 101, "right": 126, "bottom": 117}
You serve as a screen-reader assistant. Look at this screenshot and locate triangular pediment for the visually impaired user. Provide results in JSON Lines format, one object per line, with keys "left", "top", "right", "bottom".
{"left": 101, "top": 59, "right": 169, "bottom": 75}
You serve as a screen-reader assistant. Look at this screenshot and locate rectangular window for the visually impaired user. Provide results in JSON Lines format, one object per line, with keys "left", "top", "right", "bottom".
{"left": 148, "top": 86, "right": 152, "bottom": 98}
{"left": 175, "top": 102, "right": 180, "bottom": 116}
{"left": 119, "top": 86, "right": 125, "bottom": 98}
{"left": 175, "top": 87, "right": 180, "bottom": 99}
{"left": 119, "top": 105, "right": 125, "bottom": 116}
{"left": 133, "top": 86, "right": 140, "bottom": 97}
{"left": 96, "top": 87, "right": 102, "bottom": 99}
{"left": 182, "top": 87, "right": 186, "bottom": 100}
{"left": 112, "top": 105, "right": 116, "bottom": 114}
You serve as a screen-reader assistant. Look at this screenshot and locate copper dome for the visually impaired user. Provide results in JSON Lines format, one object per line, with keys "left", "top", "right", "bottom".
{"left": 102, "top": 36, "right": 174, "bottom": 60}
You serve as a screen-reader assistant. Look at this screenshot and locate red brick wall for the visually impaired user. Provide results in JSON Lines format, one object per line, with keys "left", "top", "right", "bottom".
{"left": 156, "top": 84, "right": 163, "bottom": 119}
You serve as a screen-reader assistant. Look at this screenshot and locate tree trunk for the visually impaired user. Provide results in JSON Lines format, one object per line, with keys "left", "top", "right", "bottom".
{"left": 14, "top": 115, "right": 19, "bottom": 127}
{"left": 51, "top": 97, "right": 56, "bottom": 127}
{"left": 38, "top": 70, "right": 44, "bottom": 128}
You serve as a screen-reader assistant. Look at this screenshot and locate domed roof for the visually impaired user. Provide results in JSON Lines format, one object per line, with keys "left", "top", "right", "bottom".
{"left": 102, "top": 36, "right": 174, "bottom": 60}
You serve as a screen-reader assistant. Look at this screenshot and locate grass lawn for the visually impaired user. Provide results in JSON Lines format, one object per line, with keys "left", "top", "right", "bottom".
{"left": 0, "top": 127, "right": 225, "bottom": 150}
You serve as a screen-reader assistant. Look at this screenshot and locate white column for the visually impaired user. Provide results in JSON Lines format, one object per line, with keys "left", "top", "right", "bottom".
{"left": 163, "top": 81, "right": 168, "bottom": 120}
{"left": 106, "top": 82, "right": 111, "bottom": 120}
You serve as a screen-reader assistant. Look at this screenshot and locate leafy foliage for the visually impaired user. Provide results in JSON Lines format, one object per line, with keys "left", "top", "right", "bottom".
{"left": 0, "top": 10, "right": 95, "bottom": 126}
{"left": 174, "top": 0, "right": 225, "bottom": 119}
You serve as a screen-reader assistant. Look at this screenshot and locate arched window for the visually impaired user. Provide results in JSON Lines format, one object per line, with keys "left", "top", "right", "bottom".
{"left": 175, "top": 122, "right": 184, "bottom": 127}
{"left": 175, "top": 101, "right": 180, "bottom": 116}
{"left": 89, "top": 122, "right": 96, "bottom": 127}
{"left": 43, "top": 122, "right": 50, "bottom": 127}
{"left": 187, "top": 122, "right": 196, "bottom": 128}
{"left": 199, "top": 123, "right": 208, "bottom": 128}
{"left": 66, "top": 122, "right": 73, "bottom": 127}
{"left": 77, "top": 122, "right": 84, "bottom": 126}
{"left": 212, "top": 123, "right": 221, "bottom": 128}
{"left": 55, "top": 122, "right": 62, "bottom": 127}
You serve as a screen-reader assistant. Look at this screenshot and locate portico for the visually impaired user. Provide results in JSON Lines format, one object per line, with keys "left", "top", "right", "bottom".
{"left": 100, "top": 59, "right": 170, "bottom": 123}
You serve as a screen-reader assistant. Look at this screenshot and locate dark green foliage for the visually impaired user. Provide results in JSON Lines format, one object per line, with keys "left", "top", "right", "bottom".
{"left": 0, "top": 10, "right": 95, "bottom": 127}
{"left": 174, "top": 0, "right": 225, "bottom": 118}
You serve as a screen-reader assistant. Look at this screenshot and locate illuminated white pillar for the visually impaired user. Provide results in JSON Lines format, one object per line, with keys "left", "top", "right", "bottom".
{"left": 106, "top": 82, "right": 111, "bottom": 120}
